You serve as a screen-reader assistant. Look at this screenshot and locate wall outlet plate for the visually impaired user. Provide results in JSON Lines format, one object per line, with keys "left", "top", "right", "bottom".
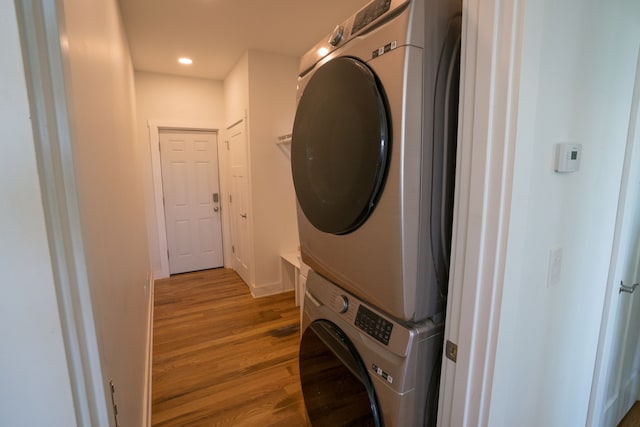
{"left": 547, "top": 247, "right": 563, "bottom": 288}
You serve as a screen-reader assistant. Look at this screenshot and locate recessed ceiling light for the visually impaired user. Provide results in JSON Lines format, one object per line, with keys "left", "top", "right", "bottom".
{"left": 178, "top": 57, "right": 193, "bottom": 65}
{"left": 318, "top": 47, "right": 329, "bottom": 57}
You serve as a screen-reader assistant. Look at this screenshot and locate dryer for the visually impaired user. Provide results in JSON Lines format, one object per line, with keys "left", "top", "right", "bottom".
{"left": 291, "top": 0, "right": 462, "bottom": 322}
{"left": 299, "top": 270, "right": 443, "bottom": 426}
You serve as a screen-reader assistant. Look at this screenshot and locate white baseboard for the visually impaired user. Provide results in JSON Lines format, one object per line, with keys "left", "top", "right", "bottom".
{"left": 622, "top": 370, "right": 640, "bottom": 410}
{"left": 141, "top": 272, "right": 155, "bottom": 427}
{"left": 250, "top": 279, "right": 289, "bottom": 298}
{"left": 153, "top": 268, "right": 169, "bottom": 280}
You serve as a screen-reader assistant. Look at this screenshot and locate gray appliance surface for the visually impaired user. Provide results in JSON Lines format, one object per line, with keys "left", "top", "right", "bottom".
{"left": 292, "top": 0, "right": 462, "bottom": 322}
{"left": 300, "top": 270, "right": 444, "bottom": 426}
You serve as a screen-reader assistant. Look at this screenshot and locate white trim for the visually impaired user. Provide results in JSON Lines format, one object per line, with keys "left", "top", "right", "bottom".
{"left": 14, "top": 1, "right": 110, "bottom": 425}
{"left": 141, "top": 274, "right": 155, "bottom": 427}
{"left": 438, "top": 0, "right": 526, "bottom": 425}
{"left": 250, "top": 280, "right": 288, "bottom": 298}
{"left": 147, "top": 120, "right": 227, "bottom": 278}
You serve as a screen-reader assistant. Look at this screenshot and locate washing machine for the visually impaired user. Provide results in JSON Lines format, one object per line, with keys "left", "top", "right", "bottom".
{"left": 291, "top": 0, "right": 462, "bottom": 323}
{"left": 299, "top": 270, "right": 443, "bottom": 426}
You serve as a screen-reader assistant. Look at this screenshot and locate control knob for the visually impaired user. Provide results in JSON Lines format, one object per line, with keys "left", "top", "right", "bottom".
{"left": 333, "top": 294, "right": 349, "bottom": 314}
{"left": 328, "top": 25, "right": 344, "bottom": 46}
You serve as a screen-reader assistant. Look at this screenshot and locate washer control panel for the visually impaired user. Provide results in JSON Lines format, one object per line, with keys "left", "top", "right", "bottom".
{"left": 355, "top": 304, "right": 393, "bottom": 345}
{"left": 305, "top": 269, "right": 420, "bottom": 357}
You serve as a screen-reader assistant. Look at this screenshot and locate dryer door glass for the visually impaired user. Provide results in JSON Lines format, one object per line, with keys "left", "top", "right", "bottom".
{"left": 291, "top": 57, "right": 389, "bottom": 235}
{"left": 299, "top": 320, "right": 382, "bottom": 427}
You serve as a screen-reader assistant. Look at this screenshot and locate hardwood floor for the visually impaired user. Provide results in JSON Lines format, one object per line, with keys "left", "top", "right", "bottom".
{"left": 152, "top": 268, "right": 309, "bottom": 426}
{"left": 619, "top": 401, "right": 640, "bottom": 427}
{"left": 151, "top": 268, "right": 640, "bottom": 426}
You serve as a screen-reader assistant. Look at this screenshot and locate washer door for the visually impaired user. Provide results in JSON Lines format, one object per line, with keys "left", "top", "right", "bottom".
{"left": 291, "top": 57, "right": 389, "bottom": 235}
{"left": 299, "top": 320, "right": 383, "bottom": 427}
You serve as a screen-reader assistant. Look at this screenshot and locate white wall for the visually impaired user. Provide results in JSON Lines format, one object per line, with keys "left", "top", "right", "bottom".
{"left": 0, "top": 2, "right": 77, "bottom": 425}
{"left": 247, "top": 50, "right": 300, "bottom": 291}
{"left": 60, "top": 0, "right": 151, "bottom": 424}
{"left": 134, "top": 71, "right": 225, "bottom": 277}
{"left": 223, "top": 50, "right": 300, "bottom": 295}
{"left": 489, "top": 0, "right": 640, "bottom": 425}
{"left": 224, "top": 52, "right": 249, "bottom": 127}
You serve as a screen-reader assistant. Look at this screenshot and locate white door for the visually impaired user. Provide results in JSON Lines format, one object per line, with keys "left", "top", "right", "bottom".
{"left": 228, "top": 121, "right": 251, "bottom": 285}
{"left": 160, "top": 129, "right": 224, "bottom": 274}
{"left": 589, "top": 51, "right": 640, "bottom": 426}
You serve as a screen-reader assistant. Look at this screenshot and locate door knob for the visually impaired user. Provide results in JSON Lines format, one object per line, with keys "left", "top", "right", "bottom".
{"left": 240, "top": 213, "right": 247, "bottom": 219}
{"left": 213, "top": 206, "right": 219, "bottom": 212}
{"left": 619, "top": 281, "right": 639, "bottom": 294}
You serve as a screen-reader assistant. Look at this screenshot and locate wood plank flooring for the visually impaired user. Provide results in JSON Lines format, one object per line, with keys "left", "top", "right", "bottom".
{"left": 620, "top": 401, "right": 640, "bottom": 427}
{"left": 152, "top": 268, "right": 309, "bottom": 426}
{"left": 153, "top": 268, "right": 640, "bottom": 427}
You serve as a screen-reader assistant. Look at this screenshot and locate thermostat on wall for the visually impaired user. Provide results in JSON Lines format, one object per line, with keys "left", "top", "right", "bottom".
{"left": 554, "top": 143, "right": 582, "bottom": 173}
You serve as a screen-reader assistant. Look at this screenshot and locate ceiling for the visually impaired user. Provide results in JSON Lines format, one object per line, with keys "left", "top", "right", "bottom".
{"left": 118, "top": 0, "right": 370, "bottom": 80}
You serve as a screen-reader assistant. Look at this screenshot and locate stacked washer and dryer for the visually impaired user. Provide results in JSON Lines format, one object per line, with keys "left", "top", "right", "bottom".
{"left": 291, "top": 0, "right": 462, "bottom": 425}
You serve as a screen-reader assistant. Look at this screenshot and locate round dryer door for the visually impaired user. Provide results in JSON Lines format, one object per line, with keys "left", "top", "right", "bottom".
{"left": 291, "top": 57, "right": 389, "bottom": 235}
{"left": 299, "top": 320, "right": 383, "bottom": 427}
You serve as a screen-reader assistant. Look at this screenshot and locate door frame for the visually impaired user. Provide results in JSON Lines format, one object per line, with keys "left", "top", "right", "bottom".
{"left": 438, "top": 0, "right": 526, "bottom": 425}
{"left": 148, "top": 120, "right": 230, "bottom": 278}
{"left": 14, "top": 1, "right": 111, "bottom": 425}
{"left": 587, "top": 48, "right": 640, "bottom": 426}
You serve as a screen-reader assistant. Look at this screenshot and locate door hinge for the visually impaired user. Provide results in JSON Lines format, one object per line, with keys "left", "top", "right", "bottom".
{"left": 109, "top": 380, "right": 120, "bottom": 427}
{"left": 445, "top": 340, "right": 458, "bottom": 363}
{"left": 232, "top": 245, "right": 235, "bottom": 254}
{"left": 167, "top": 249, "right": 170, "bottom": 260}
{"left": 229, "top": 194, "right": 233, "bottom": 203}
